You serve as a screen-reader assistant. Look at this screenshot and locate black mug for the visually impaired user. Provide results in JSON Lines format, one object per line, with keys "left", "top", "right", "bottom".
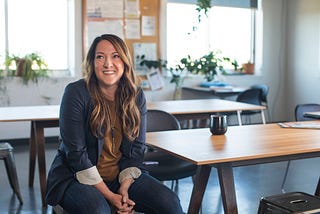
{"left": 210, "top": 114, "right": 228, "bottom": 135}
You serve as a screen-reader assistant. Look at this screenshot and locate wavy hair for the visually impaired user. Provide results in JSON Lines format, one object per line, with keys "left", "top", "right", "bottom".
{"left": 83, "top": 34, "right": 140, "bottom": 141}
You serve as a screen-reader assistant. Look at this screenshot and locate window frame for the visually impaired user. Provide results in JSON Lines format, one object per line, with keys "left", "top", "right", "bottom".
{"left": 163, "top": 0, "right": 261, "bottom": 75}
{"left": 0, "top": 0, "right": 80, "bottom": 78}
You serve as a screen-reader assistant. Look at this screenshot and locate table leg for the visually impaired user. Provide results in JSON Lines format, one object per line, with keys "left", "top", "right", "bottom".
{"left": 261, "top": 110, "right": 266, "bottom": 124}
{"left": 34, "top": 121, "right": 47, "bottom": 207}
{"left": 29, "top": 121, "right": 36, "bottom": 187}
{"left": 237, "top": 111, "right": 242, "bottom": 126}
{"left": 217, "top": 163, "right": 238, "bottom": 214}
{"left": 188, "top": 165, "right": 211, "bottom": 214}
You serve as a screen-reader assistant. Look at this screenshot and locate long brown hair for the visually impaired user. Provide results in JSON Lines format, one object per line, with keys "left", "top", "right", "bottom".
{"left": 83, "top": 34, "right": 141, "bottom": 141}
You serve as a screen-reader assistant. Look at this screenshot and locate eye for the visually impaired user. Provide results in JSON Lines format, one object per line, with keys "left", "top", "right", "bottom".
{"left": 95, "top": 54, "right": 104, "bottom": 60}
{"left": 113, "top": 54, "right": 120, "bottom": 59}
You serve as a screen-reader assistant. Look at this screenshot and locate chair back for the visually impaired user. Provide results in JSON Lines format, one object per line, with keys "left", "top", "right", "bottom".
{"left": 251, "top": 84, "right": 269, "bottom": 104}
{"left": 236, "top": 88, "right": 262, "bottom": 106}
{"left": 147, "top": 109, "right": 181, "bottom": 132}
{"left": 295, "top": 103, "right": 320, "bottom": 121}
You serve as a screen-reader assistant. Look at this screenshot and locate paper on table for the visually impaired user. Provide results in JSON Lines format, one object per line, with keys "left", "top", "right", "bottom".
{"left": 278, "top": 122, "right": 320, "bottom": 129}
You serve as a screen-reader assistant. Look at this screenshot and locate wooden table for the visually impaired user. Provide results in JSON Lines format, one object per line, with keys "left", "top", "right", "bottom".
{"left": 304, "top": 111, "right": 320, "bottom": 119}
{"left": 147, "top": 99, "right": 266, "bottom": 125}
{"left": 0, "top": 105, "right": 60, "bottom": 207}
{"left": 146, "top": 122, "right": 320, "bottom": 214}
{"left": 0, "top": 99, "right": 265, "bottom": 207}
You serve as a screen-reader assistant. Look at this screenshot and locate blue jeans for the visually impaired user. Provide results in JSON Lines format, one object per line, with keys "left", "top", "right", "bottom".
{"left": 60, "top": 173, "right": 184, "bottom": 214}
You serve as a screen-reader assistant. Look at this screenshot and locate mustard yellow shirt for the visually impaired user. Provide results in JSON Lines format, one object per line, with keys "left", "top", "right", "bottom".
{"left": 97, "top": 100, "right": 123, "bottom": 182}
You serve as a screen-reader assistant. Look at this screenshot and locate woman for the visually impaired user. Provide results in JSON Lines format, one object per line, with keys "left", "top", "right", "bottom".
{"left": 45, "top": 34, "right": 183, "bottom": 214}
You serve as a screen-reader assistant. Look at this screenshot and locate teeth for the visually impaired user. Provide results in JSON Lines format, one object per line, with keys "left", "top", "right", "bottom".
{"left": 103, "top": 71, "right": 115, "bottom": 74}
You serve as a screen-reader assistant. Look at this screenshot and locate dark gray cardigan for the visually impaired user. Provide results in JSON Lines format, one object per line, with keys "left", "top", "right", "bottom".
{"left": 45, "top": 79, "right": 147, "bottom": 205}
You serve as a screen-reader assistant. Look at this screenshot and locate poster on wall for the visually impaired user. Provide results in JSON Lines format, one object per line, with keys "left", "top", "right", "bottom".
{"left": 133, "top": 43, "right": 157, "bottom": 74}
{"left": 125, "top": 19, "right": 140, "bottom": 39}
{"left": 87, "top": 0, "right": 124, "bottom": 18}
{"left": 125, "top": 0, "right": 140, "bottom": 18}
{"left": 87, "top": 20, "right": 124, "bottom": 49}
{"left": 141, "top": 16, "right": 156, "bottom": 36}
{"left": 147, "top": 68, "right": 164, "bottom": 91}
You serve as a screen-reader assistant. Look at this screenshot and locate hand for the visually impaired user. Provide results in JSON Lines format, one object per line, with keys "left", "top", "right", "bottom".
{"left": 93, "top": 180, "right": 135, "bottom": 213}
{"left": 117, "top": 178, "right": 135, "bottom": 213}
{"left": 108, "top": 193, "right": 135, "bottom": 214}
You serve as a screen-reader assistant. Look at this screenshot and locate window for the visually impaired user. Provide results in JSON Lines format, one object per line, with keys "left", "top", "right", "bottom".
{"left": 0, "top": 0, "right": 74, "bottom": 76}
{"left": 166, "top": 1, "right": 258, "bottom": 71}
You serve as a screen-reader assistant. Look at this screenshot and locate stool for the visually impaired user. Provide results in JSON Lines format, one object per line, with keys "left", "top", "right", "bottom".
{"left": 52, "top": 205, "right": 68, "bottom": 214}
{"left": 258, "top": 192, "right": 320, "bottom": 214}
{"left": 0, "top": 142, "right": 23, "bottom": 204}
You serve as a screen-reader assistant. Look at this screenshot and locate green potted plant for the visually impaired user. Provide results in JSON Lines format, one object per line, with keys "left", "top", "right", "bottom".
{"left": 4, "top": 52, "right": 49, "bottom": 84}
{"left": 167, "top": 63, "right": 188, "bottom": 100}
{"left": 136, "top": 55, "right": 167, "bottom": 70}
{"left": 196, "top": 0, "right": 212, "bottom": 22}
{"left": 180, "top": 51, "right": 228, "bottom": 82}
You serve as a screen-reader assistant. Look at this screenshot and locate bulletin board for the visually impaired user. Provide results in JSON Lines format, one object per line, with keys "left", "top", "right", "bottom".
{"left": 82, "top": 0, "right": 160, "bottom": 71}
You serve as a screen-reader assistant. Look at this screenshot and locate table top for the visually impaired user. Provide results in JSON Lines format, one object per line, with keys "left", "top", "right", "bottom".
{"left": 0, "top": 100, "right": 264, "bottom": 209}
{"left": 147, "top": 98, "right": 266, "bottom": 115}
{"left": 0, "top": 99, "right": 265, "bottom": 122}
{"left": 304, "top": 111, "right": 320, "bottom": 119}
{"left": 182, "top": 86, "right": 248, "bottom": 96}
{"left": 0, "top": 105, "right": 60, "bottom": 122}
{"left": 146, "top": 122, "right": 320, "bottom": 165}
{"left": 182, "top": 86, "right": 247, "bottom": 94}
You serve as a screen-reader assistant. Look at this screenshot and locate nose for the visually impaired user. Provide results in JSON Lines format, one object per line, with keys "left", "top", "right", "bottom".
{"left": 103, "top": 57, "right": 113, "bottom": 68}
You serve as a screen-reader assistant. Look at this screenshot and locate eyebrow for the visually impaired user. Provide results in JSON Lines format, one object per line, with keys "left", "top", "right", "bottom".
{"left": 95, "top": 51, "right": 119, "bottom": 55}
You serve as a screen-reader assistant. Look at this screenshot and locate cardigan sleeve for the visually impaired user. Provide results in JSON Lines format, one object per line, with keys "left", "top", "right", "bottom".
{"left": 59, "top": 80, "right": 102, "bottom": 185}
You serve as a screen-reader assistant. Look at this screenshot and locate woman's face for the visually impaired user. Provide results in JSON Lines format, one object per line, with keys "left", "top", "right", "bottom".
{"left": 94, "top": 40, "right": 124, "bottom": 91}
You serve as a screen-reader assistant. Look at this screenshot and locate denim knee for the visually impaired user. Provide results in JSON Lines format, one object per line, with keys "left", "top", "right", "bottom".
{"left": 157, "top": 189, "right": 184, "bottom": 214}
{"left": 60, "top": 181, "right": 112, "bottom": 214}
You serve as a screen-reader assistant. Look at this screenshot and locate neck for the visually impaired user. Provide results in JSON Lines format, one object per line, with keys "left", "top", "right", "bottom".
{"left": 100, "top": 86, "right": 116, "bottom": 101}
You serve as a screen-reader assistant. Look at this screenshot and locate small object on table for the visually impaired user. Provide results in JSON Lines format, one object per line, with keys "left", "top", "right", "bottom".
{"left": 209, "top": 114, "right": 228, "bottom": 135}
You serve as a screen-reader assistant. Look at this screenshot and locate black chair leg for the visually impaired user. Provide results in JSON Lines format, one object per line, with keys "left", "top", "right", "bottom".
{"left": 280, "top": 161, "right": 291, "bottom": 193}
{"left": 315, "top": 177, "right": 320, "bottom": 196}
{"left": 4, "top": 151, "right": 23, "bottom": 204}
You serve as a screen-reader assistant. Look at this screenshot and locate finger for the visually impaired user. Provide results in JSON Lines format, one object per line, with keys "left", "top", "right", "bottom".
{"left": 125, "top": 198, "right": 135, "bottom": 206}
{"left": 121, "top": 194, "right": 128, "bottom": 203}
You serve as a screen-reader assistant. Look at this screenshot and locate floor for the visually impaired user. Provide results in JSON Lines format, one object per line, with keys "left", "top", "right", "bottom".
{"left": 0, "top": 140, "right": 319, "bottom": 214}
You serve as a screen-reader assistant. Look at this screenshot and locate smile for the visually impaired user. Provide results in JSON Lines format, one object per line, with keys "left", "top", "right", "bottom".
{"left": 103, "top": 70, "right": 115, "bottom": 74}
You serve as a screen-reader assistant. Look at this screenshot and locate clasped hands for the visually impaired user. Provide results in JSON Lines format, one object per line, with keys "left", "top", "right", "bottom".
{"left": 111, "top": 178, "right": 135, "bottom": 214}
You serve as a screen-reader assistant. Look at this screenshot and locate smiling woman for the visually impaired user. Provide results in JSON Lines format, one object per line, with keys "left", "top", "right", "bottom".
{"left": 46, "top": 34, "right": 184, "bottom": 214}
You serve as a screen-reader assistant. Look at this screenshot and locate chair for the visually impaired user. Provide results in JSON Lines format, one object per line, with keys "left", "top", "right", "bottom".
{"left": 143, "top": 109, "right": 198, "bottom": 189}
{"left": 251, "top": 84, "right": 270, "bottom": 121}
{"left": 232, "top": 88, "right": 263, "bottom": 125}
{"left": 294, "top": 103, "right": 320, "bottom": 121}
{"left": 281, "top": 103, "right": 320, "bottom": 192}
{"left": 258, "top": 191, "right": 320, "bottom": 214}
{"left": 250, "top": 84, "right": 269, "bottom": 107}
{"left": 0, "top": 142, "right": 23, "bottom": 204}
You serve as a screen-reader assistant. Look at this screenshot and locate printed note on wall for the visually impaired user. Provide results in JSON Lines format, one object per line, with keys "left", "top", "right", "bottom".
{"left": 125, "top": 19, "right": 140, "bottom": 39}
{"left": 141, "top": 16, "right": 156, "bottom": 36}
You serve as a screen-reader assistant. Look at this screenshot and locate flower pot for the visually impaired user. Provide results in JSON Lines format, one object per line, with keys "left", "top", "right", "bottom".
{"left": 242, "top": 63, "right": 254, "bottom": 74}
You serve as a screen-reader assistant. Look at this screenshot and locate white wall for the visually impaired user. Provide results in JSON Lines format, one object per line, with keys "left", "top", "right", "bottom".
{"left": 1, "top": 0, "right": 319, "bottom": 140}
{"left": 286, "top": 0, "right": 320, "bottom": 119}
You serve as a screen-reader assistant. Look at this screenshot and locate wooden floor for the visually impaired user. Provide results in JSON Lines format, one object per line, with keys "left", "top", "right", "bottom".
{"left": 0, "top": 140, "right": 319, "bottom": 214}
